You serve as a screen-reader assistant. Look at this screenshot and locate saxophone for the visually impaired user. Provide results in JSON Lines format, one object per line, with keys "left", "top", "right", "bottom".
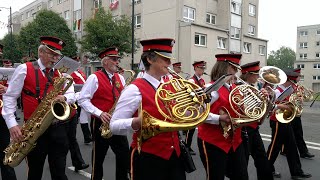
{"left": 3, "top": 75, "right": 73, "bottom": 167}
{"left": 100, "top": 68, "right": 136, "bottom": 138}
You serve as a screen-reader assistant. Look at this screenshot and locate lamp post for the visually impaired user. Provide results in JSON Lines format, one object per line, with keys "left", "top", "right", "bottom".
{"left": 131, "top": 0, "right": 134, "bottom": 70}
{"left": 0, "top": 6, "right": 13, "bottom": 60}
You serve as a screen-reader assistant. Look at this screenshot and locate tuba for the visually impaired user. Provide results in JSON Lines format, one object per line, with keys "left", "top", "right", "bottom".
{"left": 137, "top": 67, "right": 212, "bottom": 151}
{"left": 3, "top": 74, "right": 74, "bottom": 167}
{"left": 100, "top": 67, "right": 136, "bottom": 138}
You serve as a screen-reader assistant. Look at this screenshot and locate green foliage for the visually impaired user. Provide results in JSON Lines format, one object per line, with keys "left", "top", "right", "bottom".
{"left": 0, "top": 34, "right": 23, "bottom": 63}
{"left": 18, "top": 10, "right": 77, "bottom": 57}
{"left": 267, "top": 46, "right": 296, "bottom": 69}
{"left": 80, "top": 8, "right": 134, "bottom": 59}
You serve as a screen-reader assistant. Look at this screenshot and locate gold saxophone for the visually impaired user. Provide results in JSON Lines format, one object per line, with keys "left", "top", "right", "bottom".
{"left": 100, "top": 68, "right": 136, "bottom": 138}
{"left": 3, "top": 75, "right": 74, "bottom": 167}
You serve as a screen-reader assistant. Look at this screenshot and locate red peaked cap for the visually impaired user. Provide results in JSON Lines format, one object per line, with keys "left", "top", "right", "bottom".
{"left": 40, "top": 36, "right": 65, "bottom": 55}
{"left": 216, "top": 54, "right": 242, "bottom": 70}
{"left": 140, "top": 38, "right": 175, "bottom": 59}
{"left": 98, "top": 47, "right": 121, "bottom": 59}
{"left": 192, "top": 61, "right": 206, "bottom": 68}
{"left": 172, "top": 62, "right": 181, "bottom": 67}
{"left": 241, "top": 61, "right": 260, "bottom": 74}
{"left": 284, "top": 70, "right": 299, "bottom": 81}
{"left": 293, "top": 67, "right": 301, "bottom": 74}
{"left": 3, "top": 60, "right": 12, "bottom": 66}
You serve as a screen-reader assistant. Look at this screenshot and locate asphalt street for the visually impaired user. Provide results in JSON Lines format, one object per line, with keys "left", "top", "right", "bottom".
{"left": 9, "top": 101, "right": 320, "bottom": 180}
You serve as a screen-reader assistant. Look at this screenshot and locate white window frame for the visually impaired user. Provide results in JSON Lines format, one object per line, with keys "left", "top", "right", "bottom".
{"left": 300, "top": 75, "right": 304, "bottom": 81}
{"left": 206, "top": 13, "right": 216, "bottom": 25}
{"left": 243, "top": 42, "right": 252, "bottom": 53}
{"left": 132, "top": 0, "right": 141, "bottom": 4}
{"left": 195, "top": 33, "right": 207, "bottom": 47}
{"left": 317, "top": 53, "right": 320, "bottom": 58}
{"left": 313, "top": 64, "right": 320, "bottom": 69}
{"left": 21, "top": 14, "right": 24, "bottom": 21}
{"left": 317, "top": 30, "right": 320, "bottom": 35}
{"left": 94, "top": 0, "right": 102, "bottom": 8}
{"left": 259, "top": 45, "right": 266, "bottom": 55}
{"left": 297, "top": 64, "right": 305, "bottom": 69}
{"left": 27, "top": 11, "right": 31, "bottom": 18}
{"left": 299, "top": 42, "right": 308, "bottom": 48}
{"left": 249, "top": 4, "right": 256, "bottom": 16}
{"left": 299, "top": 31, "right": 308, "bottom": 36}
{"left": 230, "top": 26, "right": 241, "bottom": 39}
{"left": 231, "top": 1, "right": 241, "bottom": 15}
{"left": 49, "top": 0, "right": 53, "bottom": 8}
{"left": 183, "top": 6, "right": 195, "bottom": 22}
{"left": 217, "top": 37, "right": 227, "bottom": 49}
{"left": 64, "top": 10, "right": 69, "bottom": 20}
{"left": 300, "top": 53, "right": 307, "bottom": 59}
{"left": 313, "top": 75, "right": 320, "bottom": 80}
{"left": 248, "top": 25, "right": 255, "bottom": 36}
{"left": 134, "top": 14, "right": 141, "bottom": 28}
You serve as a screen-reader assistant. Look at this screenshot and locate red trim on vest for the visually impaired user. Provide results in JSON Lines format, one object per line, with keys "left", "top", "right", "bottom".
{"left": 71, "top": 70, "right": 87, "bottom": 84}
{"left": 198, "top": 83, "right": 242, "bottom": 153}
{"left": 0, "top": 80, "right": 7, "bottom": 113}
{"left": 131, "top": 78, "right": 180, "bottom": 160}
{"left": 192, "top": 76, "right": 205, "bottom": 88}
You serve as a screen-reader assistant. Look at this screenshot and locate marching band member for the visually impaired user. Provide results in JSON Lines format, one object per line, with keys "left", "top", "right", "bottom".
{"left": 185, "top": 61, "right": 206, "bottom": 155}
{"left": 172, "top": 62, "right": 182, "bottom": 79}
{"left": 0, "top": 43, "right": 17, "bottom": 180}
{"left": 281, "top": 68, "right": 315, "bottom": 159}
{"left": 2, "top": 36, "right": 75, "bottom": 180}
{"left": 239, "top": 61, "right": 274, "bottom": 180}
{"left": 110, "top": 38, "right": 186, "bottom": 180}
{"left": 78, "top": 47, "right": 129, "bottom": 180}
{"left": 266, "top": 70, "right": 311, "bottom": 179}
{"left": 70, "top": 57, "right": 92, "bottom": 144}
{"left": 197, "top": 54, "right": 249, "bottom": 180}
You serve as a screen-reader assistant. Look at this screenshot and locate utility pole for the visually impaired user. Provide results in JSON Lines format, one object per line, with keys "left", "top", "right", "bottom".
{"left": 0, "top": 6, "right": 13, "bottom": 60}
{"left": 131, "top": 0, "right": 134, "bottom": 70}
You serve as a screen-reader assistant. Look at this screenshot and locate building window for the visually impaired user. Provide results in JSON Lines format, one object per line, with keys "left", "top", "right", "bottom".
{"left": 313, "top": 64, "right": 320, "bottom": 69}
{"left": 243, "top": 42, "right": 251, "bottom": 53}
{"left": 299, "top": 42, "right": 308, "bottom": 48}
{"left": 217, "top": 37, "right": 227, "bottom": 49}
{"left": 231, "top": 1, "right": 241, "bottom": 15}
{"left": 206, "top": 13, "right": 216, "bottom": 25}
{"left": 317, "top": 42, "right": 320, "bottom": 46}
{"left": 49, "top": 0, "right": 53, "bottom": 8}
{"left": 300, "top": 53, "right": 307, "bottom": 59}
{"left": 94, "top": 0, "right": 102, "bottom": 8}
{"left": 313, "top": 76, "right": 320, "bottom": 80}
{"left": 316, "top": 53, "right": 320, "bottom": 58}
{"left": 27, "top": 11, "right": 31, "bottom": 18}
{"left": 195, "top": 33, "right": 207, "bottom": 47}
{"left": 230, "top": 27, "right": 240, "bottom": 39}
{"left": 134, "top": 14, "right": 141, "bottom": 28}
{"left": 249, "top": 4, "right": 256, "bottom": 16}
{"left": 64, "top": 10, "right": 69, "bottom": 20}
{"left": 21, "top": 14, "right": 24, "bottom": 21}
{"left": 300, "top": 75, "right": 304, "bottom": 81}
{"left": 37, "top": 5, "right": 42, "bottom": 10}
{"left": 248, "top": 25, "right": 255, "bottom": 36}
{"left": 183, "top": 6, "right": 195, "bottom": 22}
{"left": 58, "top": 0, "right": 62, "bottom": 4}
{"left": 132, "top": 0, "right": 141, "bottom": 4}
{"left": 259, "top": 45, "right": 266, "bottom": 55}
{"left": 110, "top": 0, "right": 116, "bottom": 3}
{"left": 297, "top": 64, "right": 305, "bottom": 69}
{"left": 299, "top": 31, "right": 308, "bottom": 36}
{"left": 317, "top": 30, "right": 320, "bottom": 35}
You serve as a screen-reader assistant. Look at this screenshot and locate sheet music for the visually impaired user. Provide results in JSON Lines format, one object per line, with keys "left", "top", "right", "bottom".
{"left": 53, "top": 56, "right": 80, "bottom": 74}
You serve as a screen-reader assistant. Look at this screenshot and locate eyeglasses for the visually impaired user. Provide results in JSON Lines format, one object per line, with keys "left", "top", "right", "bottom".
{"left": 108, "top": 57, "right": 120, "bottom": 62}
{"left": 45, "top": 50, "right": 60, "bottom": 58}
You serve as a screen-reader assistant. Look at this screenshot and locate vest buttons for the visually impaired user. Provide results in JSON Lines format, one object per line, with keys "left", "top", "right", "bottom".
{"left": 171, "top": 146, "right": 174, "bottom": 149}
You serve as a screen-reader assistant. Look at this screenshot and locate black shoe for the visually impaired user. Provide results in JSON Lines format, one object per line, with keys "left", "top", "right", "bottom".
{"left": 84, "top": 137, "right": 92, "bottom": 144}
{"left": 280, "top": 152, "right": 286, "bottom": 156}
{"left": 272, "top": 171, "right": 281, "bottom": 178}
{"left": 189, "top": 148, "right": 196, "bottom": 155}
{"left": 300, "top": 152, "right": 315, "bottom": 159}
{"left": 291, "top": 172, "right": 312, "bottom": 179}
{"left": 74, "top": 163, "right": 89, "bottom": 172}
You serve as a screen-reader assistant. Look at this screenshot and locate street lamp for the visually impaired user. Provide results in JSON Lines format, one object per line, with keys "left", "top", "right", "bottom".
{"left": 0, "top": 6, "right": 12, "bottom": 60}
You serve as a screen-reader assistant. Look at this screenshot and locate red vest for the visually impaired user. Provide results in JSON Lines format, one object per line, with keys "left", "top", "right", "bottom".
{"left": 22, "top": 62, "right": 60, "bottom": 120}
{"left": 198, "top": 83, "right": 242, "bottom": 153}
{"left": 0, "top": 80, "right": 7, "bottom": 114}
{"left": 192, "top": 75, "right": 205, "bottom": 88}
{"left": 270, "top": 86, "right": 289, "bottom": 122}
{"left": 71, "top": 69, "right": 87, "bottom": 84}
{"left": 131, "top": 78, "right": 180, "bottom": 160}
{"left": 91, "top": 71, "right": 123, "bottom": 113}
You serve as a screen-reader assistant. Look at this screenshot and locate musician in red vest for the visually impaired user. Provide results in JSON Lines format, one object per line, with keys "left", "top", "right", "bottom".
{"left": 78, "top": 47, "right": 129, "bottom": 180}
{"left": 239, "top": 61, "right": 274, "bottom": 180}
{"left": 2, "top": 36, "right": 75, "bottom": 180}
{"left": 110, "top": 38, "right": 186, "bottom": 180}
{"left": 266, "top": 70, "right": 311, "bottom": 180}
{"left": 71, "top": 56, "right": 92, "bottom": 144}
{"left": 0, "top": 43, "right": 17, "bottom": 180}
{"left": 197, "top": 54, "right": 248, "bottom": 180}
{"left": 172, "top": 62, "right": 182, "bottom": 78}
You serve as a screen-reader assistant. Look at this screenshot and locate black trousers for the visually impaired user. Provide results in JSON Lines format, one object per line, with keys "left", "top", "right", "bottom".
{"left": 26, "top": 123, "right": 69, "bottom": 180}
{"left": 242, "top": 127, "right": 273, "bottom": 180}
{"left": 0, "top": 115, "right": 17, "bottom": 180}
{"left": 267, "top": 121, "right": 303, "bottom": 176}
{"left": 130, "top": 148, "right": 186, "bottom": 180}
{"left": 185, "top": 128, "right": 196, "bottom": 149}
{"left": 91, "top": 118, "right": 129, "bottom": 180}
{"left": 67, "top": 112, "right": 86, "bottom": 167}
{"left": 197, "top": 138, "right": 248, "bottom": 180}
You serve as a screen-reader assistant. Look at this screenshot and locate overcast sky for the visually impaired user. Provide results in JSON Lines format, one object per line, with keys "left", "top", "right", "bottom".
{"left": 0, "top": 0, "right": 319, "bottom": 54}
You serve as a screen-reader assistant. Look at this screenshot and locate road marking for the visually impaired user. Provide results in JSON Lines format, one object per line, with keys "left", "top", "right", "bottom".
{"left": 261, "top": 136, "right": 320, "bottom": 151}
{"left": 68, "top": 166, "right": 103, "bottom": 179}
{"left": 261, "top": 133, "right": 320, "bottom": 147}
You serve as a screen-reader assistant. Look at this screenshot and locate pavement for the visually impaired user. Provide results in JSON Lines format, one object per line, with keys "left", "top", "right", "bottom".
{"left": 10, "top": 101, "right": 320, "bottom": 179}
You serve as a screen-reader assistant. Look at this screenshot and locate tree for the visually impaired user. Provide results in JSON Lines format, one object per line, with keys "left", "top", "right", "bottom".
{"left": 0, "top": 34, "right": 23, "bottom": 63}
{"left": 19, "top": 10, "right": 77, "bottom": 58}
{"left": 267, "top": 46, "right": 296, "bottom": 69}
{"left": 80, "top": 8, "right": 134, "bottom": 59}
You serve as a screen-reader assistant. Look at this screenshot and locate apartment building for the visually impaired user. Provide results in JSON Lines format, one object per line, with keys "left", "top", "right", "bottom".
{"left": 295, "top": 24, "right": 320, "bottom": 91}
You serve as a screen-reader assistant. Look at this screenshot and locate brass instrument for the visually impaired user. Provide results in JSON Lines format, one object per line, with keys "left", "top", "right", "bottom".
{"left": 100, "top": 68, "right": 136, "bottom": 138}
{"left": 275, "top": 101, "right": 298, "bottom": 123}
{"left": 297, "top": 83, "right": 314, "bottom": 101}
{"left": 3, "top": 74, "right": 74, "bottom": 167}
{"left": 137, "top": 67, "right": 211, "bottom": 151}
{"left": 0, "top": 99, "right": 3, "bottom": 108}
